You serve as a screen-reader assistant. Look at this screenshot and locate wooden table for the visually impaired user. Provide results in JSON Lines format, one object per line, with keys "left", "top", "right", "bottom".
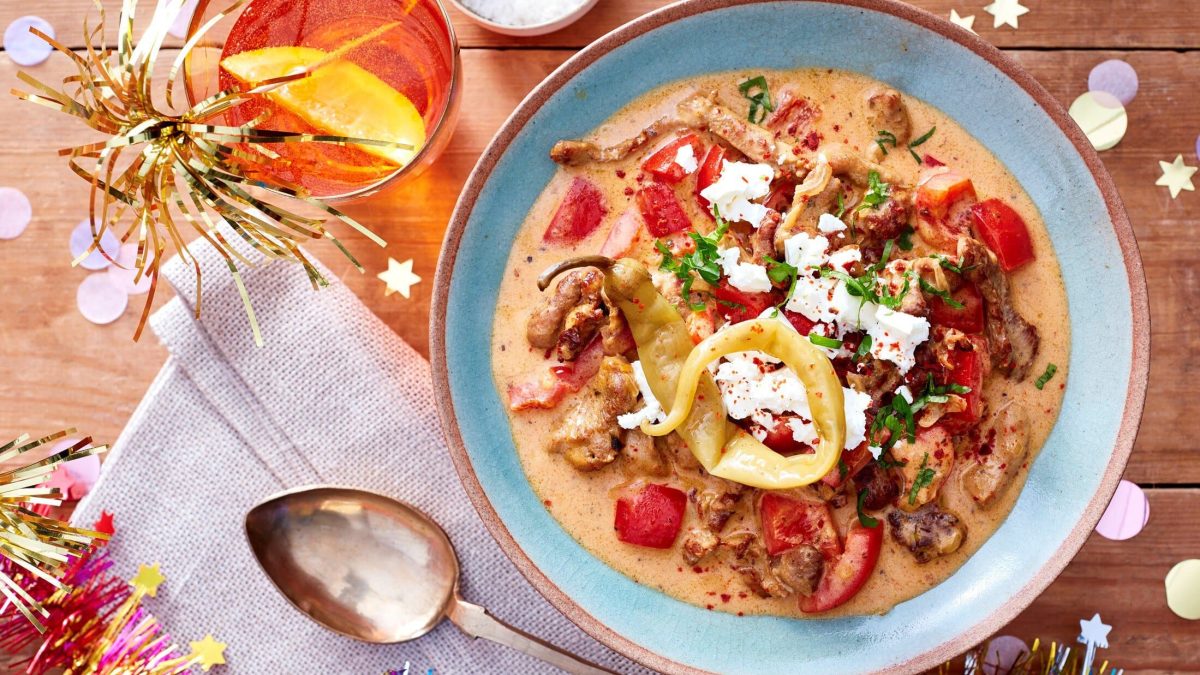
{"left": 1, "top": 0, "right": 1196, "bottom": 670}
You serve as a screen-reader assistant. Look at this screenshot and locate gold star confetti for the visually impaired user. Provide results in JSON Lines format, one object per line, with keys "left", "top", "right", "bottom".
{"left": 377, "top": 257, "right": 422, "bottom": 298}
{"left": 949, "top": 9, "right": 977, "bottom": 33}
{"left": 189, "top": 634, "right": 228, "bottom": 671}
{"left": 131, "top": 562, "right": 166, "bottom": 596}
{"left": 1156, "top": 155, "right": 1197, "bottom": 199}
{"left": 984, "top": 0, "right": 1029, "bottom": 29}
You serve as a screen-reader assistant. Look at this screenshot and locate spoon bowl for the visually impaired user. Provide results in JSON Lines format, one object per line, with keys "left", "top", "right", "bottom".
{"left": 245, "top": 486, "right": 613, "bottom": 674}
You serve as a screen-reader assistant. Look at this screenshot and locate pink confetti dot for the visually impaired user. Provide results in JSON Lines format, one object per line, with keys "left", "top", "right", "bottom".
{"left": 64, "top": 453, "right": 101, "bottom": 499}
{"left": 1095, "top": 479, "right": 1149, "bottom": 540}
{"left": 981, "top": 635, "right": 1030, "bottom": 675}
{"left": 107, "top": 243, "right": 156, "bottom": 295}
{"left": 165, "top": 0, "right": 200, "bottom": 38}
{"left": 0, "top": 187, "right": 32, "bottom": 240}
{"left": 4, "top": 16, "right": 54, "bottom": 67}
{"left": 69, "top": 220, "right": 121, "bottom": 270}
{"left": 76, "top": 273, "right": 128, "bottom": 325}
{"left": 1088, "top": 59, "right": 1138, "bottom": 107}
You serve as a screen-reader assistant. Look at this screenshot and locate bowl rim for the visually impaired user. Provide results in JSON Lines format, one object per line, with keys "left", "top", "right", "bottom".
{"left": 430, "top": 0, "right": 1150, "bottom": 672}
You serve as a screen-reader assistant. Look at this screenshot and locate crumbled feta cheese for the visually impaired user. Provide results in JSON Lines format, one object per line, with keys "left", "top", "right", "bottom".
{"left": 617, "top": 361, "right": 666, "bottom": 429}
{"left": 784, "top": 274, "right": 839, "bottom": 324}
{"left": 698, "top": 161, "right": 774, "bottom": 227}
{"left": 868, "top": 445, "right": 883, "bottom": 460}
{"left": 673, "top": 144, "right": 698, "bottom": 174}
{"left": 827, "top": 246, "right": 862, "bottom": 271}
{"left": 817, "top": 213, "right": 848, "bottom": 234}
{"left": 783, "top": 232, "right": 830, "bottom": 270}
{"left": 894, "top": 385, "right": 914, "bottom": 404}
{"left": 868, "top": 306, "right": 931, "bottom": 374}
{"left": 843, "top": 387, "right": 872, "bottom": 449}
{"left": 717, "top": 248, "right": 773, "bottom": 293}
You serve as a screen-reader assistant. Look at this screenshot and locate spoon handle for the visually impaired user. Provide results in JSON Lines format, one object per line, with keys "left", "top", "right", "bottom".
{"left": 446, "top": 596, "right": 617, "bottom": 674}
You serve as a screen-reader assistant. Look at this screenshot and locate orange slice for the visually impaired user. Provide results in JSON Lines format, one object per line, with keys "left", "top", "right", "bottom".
{"left": 222, "top": 46, "right": 426, "bottom": 168}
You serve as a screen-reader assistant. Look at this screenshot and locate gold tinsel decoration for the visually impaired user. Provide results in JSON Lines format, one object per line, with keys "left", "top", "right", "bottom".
{"left": 12, "top": 0, "right": 402, "bottom": 345}
{"left": 0, "top": 430, "right": 109, "bottom": 632}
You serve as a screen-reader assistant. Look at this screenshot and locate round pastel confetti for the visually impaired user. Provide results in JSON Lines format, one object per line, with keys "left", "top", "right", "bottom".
{"left": 69, "top": 220, "right": 121, "bottom": 270}
{"left": 4, "top": 16, "right": 54, "bottom": 67}
{"left": 107, "top": 243, "right": 156, "bottom": 295}
{"left": 1088, "top": 59, "right": 1139, "bottom": 106}
{"left": 166, "top": 0, "right": 200, "bottom": 38}
{"left": 1165, "top": 559, "right": 1200, "bottom": 620}
{"left": 1095, "top": 479, "right": 1150, "bottom": 540}
{"left": 64, "top": 453, "right": 101, "bottom": 500}
{"left": 1068, "top": 91, "right": 1128, "bottom": 151}
{"left": 980, "top": 635, "right": 1030, "bottom": 675}
{"left": 76, "top": 273, "right": 128, "bottom": 325}
{"left": 0, "top": 187, "right": 32, "bottom": 240}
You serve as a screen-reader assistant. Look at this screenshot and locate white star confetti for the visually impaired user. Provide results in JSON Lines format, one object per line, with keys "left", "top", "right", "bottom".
{"left": 949, "top": 10, "right": 976, "bottom": 33}
{"left": 1156, "top": 154, "right": 1197, "bottom": 199}
{"left": 984, "top": 0, "right": 1029, "bottom": 29}
{"left": 1078, "top": 613, "right": 1112, "bottom": 648}
{"left": 377, "top": 257, "right": 421, "bottom": 298}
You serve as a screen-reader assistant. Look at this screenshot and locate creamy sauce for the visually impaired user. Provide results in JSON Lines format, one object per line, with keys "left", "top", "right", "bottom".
{"left": 491, "top": 69, "right": 1069, "bottom": 617}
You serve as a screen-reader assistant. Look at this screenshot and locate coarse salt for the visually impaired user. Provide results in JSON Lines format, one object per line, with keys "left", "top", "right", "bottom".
{"left": 460, "top": 0, "right": 589, "bottom": 27}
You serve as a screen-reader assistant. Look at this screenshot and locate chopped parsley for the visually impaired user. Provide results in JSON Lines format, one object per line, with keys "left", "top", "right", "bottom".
{"left": 856, "top": 170, "right": 891, "bottom": 212}
{"left": 657, "top": 207, "right": 730, "bottom": 311}
{"left": 935, "top": 254, "right": 976, "bottom": 275}
{"left": 738, "top": 76, "right": 775, "bottom": 124}
{"left": 907, "top": 126, "right": 936, "bottom": 163}
{"left": 1035, "top": 363, "right": 1059, "bottom": 390}
{"left": 874, "top": 130, "right": 898, "bottom": 156}
{"left": 908, "top": 452, "right": 936, "bottom": 505}
{"left": 763, "top": 256, "right": 800, "bottom": 308}
{"left": 897, "top": 225, "right": 915, "bottom": 251}
{"left": 834, "top": 192, "right": 846, "bottom": 219}
{"left": 856, "top": 489, "right": 880, "bottom": 528}
{"left": 869, "top": 375, "right": 973, "bottom": 455}
{"left": 714, "top": 297, "right": 746, "bottom": 311}
{"left": 838, "top": 458, "right": 850, "bottom": 479}
{"left": 853, "top": 334, "right": 873, "bottom": 362}
{"left": 809, "top": 334, "right": 843, "bottom": 349}
{"left": 919, "top": 277, "right": 965, "bottom": 309}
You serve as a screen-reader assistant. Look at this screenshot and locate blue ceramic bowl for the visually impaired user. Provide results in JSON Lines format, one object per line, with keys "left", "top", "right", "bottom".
{"left": 432, "top": 1, "right": 1149, "bottom": 672}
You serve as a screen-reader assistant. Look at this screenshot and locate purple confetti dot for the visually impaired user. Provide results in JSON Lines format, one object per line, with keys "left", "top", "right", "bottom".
{"left": 69, "top": 220, "right": 121, "bottom": 270}
{"left": 76, "top": 273, "right": 128, "bottom": 325}
{"left": 4, "top": 16, "right": 54, "bottom": 67}
{"left": 0, "top": 187, "right": 32, "bottom": 240}
{"left": 1088, "top": 59, "right": 1139, "bottom": 107}
{"left": 165, "top": 0, "right": 200, "bottom": 38}
{"left": 1096, "top": 479, "right": 1149, "bottom": 541}
{"left": 981, "top": 635, "right": 1031, "bottom": 675}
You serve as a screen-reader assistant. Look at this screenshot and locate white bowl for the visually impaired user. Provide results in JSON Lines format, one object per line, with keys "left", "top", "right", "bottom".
{"left": 448, "top": 0, "right": 601, "bottom": 37}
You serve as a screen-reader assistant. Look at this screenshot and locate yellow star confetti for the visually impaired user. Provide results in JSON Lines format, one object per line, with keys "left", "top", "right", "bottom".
{"left": 131, "top": 562, "right": 166, "bottom": 596}
{"left": 377, "top": 257, "right": 422, "bottom": 298}
{"left": 949, "top": 9, "right": 976, "bottom": 33}
{"left": 1156, "top": 155, "right": 1197, "bottom": 199}
{"left": 984, "top": 0, "right": 1029, "bottom": 29}
{"left": 189, "top": 634, "right": 228, "bottom": 671}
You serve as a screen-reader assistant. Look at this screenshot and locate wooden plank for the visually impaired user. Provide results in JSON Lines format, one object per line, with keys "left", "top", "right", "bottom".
{"left": 990, "top": 488, "right": 1200, "bottom": 672}
{"left": 3, "top": 0, "right": 1198, "bottom": 52}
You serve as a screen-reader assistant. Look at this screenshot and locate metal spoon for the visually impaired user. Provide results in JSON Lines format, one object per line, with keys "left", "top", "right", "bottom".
{"left": 244, "top": 486, "right": 614, "bottom": 675}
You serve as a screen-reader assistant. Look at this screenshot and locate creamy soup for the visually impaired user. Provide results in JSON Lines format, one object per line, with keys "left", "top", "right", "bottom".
{"left": 491, "top": 68, "right": 1068, "bottom": 618}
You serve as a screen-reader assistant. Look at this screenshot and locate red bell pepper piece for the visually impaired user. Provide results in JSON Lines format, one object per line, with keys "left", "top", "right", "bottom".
{"left": 915, "top": 170, "right": 977, "bottom": 250}
{"left": 799, "top": 522, "right": 884, "bottom": 613}
{"left": 714, "top": 280, "right": 777, "bottom": 324}
{"left": 642, "top": 134, "right": 703, "bottom": 185}
{"left": 759, "top": 493, "right": 842, "bottom": 560}
{"left": 506, "top": 338, "right": 604, "bottom": 410}
{"left": 782, "top": 310, "right": 817, "bottom": 335}
{"left": 543, "top": 177, "right": 608, "bottom": 245}
{"left": 938, "top": 346, "right": 985, "bottom": 432}
{"left": 636, "top": 182, "right": 692, "bottom": 237}
{"left": 970, "top": 198, "right": 1036, "bottom": 271}
{"left": 694, "top": 145, "right": 726, "bottom": 215}
{"left": 614, "top": 483, "right": 688, "bottom": 549}
{"left": 598, "top": 209, "right": 642, "bottom": 258}
{"left": 821, "top": 443, "right": 873, "bottom": 489}
{"left": 928, "top": 282, "right": 985, "bottom": 334}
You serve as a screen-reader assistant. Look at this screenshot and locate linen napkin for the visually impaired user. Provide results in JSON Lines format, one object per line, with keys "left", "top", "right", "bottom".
{"left": 71, "top": 241, "right": 646, "bottom": 674}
